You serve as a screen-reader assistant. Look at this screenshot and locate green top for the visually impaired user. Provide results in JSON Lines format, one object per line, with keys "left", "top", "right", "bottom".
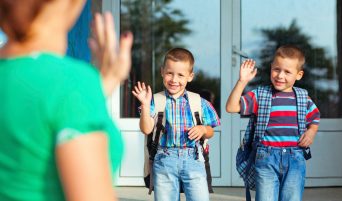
{"left": 0, "top": 53, "right": 124, "bottom": 201}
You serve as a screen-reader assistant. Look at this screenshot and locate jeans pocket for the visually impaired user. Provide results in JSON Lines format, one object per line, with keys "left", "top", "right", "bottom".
{"left": 255, "top": 147, "right": 269, "bottom": 161}
{"left": 291, "top": 150, "right": 305, "bottom": 162}
{"left": 154, "top": 151, "right": 167, "bottom": 162}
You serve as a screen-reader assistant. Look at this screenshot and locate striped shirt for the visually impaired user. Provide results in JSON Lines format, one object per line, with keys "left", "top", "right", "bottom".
{"left": 241, "top": 89, "right": 320, "bottom": 147}
{"left": 150, "top": 90, "right": 220, "bottom": 148}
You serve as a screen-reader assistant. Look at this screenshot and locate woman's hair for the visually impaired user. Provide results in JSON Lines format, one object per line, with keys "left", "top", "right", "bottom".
{"left": 0, "top": 0, "right": 52, "bottom": 41}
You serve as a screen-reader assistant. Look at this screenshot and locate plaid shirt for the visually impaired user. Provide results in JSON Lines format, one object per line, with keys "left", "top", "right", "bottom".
{"left": 150, "top": 90, "right": 220, "bottom": 148}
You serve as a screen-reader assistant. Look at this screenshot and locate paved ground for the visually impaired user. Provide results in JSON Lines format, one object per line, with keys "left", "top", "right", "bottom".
{"left": 117, "top": 186, "right": 342, "bottom": 201}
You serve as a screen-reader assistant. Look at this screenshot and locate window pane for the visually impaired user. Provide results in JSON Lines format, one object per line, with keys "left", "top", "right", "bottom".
{"left": 120, "top": 0, "right": 221, "bottom": 118}
{"left": 0, "top": 29, "right": 7, "bottom": 48}
{"left": 67, "top": 0, "right": 102, "bottom": 62}
{"left": 242, "top": 0, "right": 341, "bottom": 118}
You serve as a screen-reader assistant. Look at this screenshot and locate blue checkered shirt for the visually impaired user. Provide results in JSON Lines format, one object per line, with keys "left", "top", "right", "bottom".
{"left": 150, "top": 90, "right": 220, "bottom": 148}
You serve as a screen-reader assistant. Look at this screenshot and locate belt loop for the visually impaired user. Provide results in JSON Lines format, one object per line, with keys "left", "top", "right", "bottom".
{"left": 267, "top": 146, "right": 271, "bottom": 153}
{"left": 290, "top": 147, "right": 294, "bottom": 154}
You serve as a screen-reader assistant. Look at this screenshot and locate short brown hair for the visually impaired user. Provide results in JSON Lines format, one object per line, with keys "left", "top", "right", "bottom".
{"left": 274, "top": 45, "right": 305, "bottom": 70}
{"left": 163, "top": 48, "right": 195, "bottom": 72}
{"left": 0, "top": 0, "right": 52, "bottom": 42}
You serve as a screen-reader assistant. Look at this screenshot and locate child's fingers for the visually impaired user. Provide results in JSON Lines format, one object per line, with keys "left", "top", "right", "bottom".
{"left": 195, "top": 134, "right": 202, "bottom": 141}
{"left": 142, "top": 82, "right": 146, "bottom": 90}
{"left": 251, "top": 61, "right": 256, "bottom": 69}
{"left": 298, "top": 134, "right": 306, "bottom": 147}
{"left": 252, "top": 68, "right": 258, "bottom": 76}
{"left": 137, "top": 81, "right": 142, "bottom": 91}
{"left": 187, "top": 127, "right": 195, "bottom": 139}
{"left": 299, "top": 136, "right": 311, "bottom": 147}
{"left": 247, "top": 59, "right": 255, "bottom": 69}
{"left": 299, "top": 134, "right": 304, "bottom": 142}
{"left": 132, "top": 91, "right": 138, "bottom": 97}
{"left": 188, "top": 128, "right": 202, "bottom": 141}
{"left": 241, "top": 59, "right": 255, "bottom": 69}
{"left": 241, "top": 60, "right": 249, "bottom": 69}
{"left": 147, "top": 85, "right": 152, "bottom": 96}
{"left": 188, "top": 133, "right": 197, "bottom": 140}
{"left": 133, "top": 85, "right": 140, "bottom": 93}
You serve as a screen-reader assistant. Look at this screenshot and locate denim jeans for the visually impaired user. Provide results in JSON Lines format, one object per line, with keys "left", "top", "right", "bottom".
{"left": 255, "top": 146, "right": 306, "bottom": 201}
{"left": 153, "top": 147, "right": 209, "bottom": 201}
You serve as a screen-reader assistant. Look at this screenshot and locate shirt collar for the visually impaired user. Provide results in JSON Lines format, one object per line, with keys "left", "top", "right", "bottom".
{"left": 164, "top": 89, "right": 189, "bottom": 101}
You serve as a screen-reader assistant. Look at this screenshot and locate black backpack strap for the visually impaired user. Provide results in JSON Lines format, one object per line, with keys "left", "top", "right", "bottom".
{"left": 194, "top": 111, "right": 202, "bottom": 125}
{"left": 149, "top": 112, "right": 165, "bottom": 160}
{"left": 194, "top": 111, "right": 204, "bottom": 145}
{"left": 194, "top": 111, "right": 205, "bottom": 160}
{"left": 147, "top": 111, "right": 165, "bottom": 194}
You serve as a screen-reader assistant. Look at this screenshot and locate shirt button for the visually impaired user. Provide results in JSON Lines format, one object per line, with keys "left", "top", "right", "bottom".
{"left": 283, "top": 149, "right": 286, "bottom": 153}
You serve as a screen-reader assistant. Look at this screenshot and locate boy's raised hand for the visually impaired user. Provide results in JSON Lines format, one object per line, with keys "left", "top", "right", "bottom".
{"left": 132, "top": 81, "right": 152, "bottom": 106}
{"left": 239, "top": 59, "right": 257, "bottom": 83}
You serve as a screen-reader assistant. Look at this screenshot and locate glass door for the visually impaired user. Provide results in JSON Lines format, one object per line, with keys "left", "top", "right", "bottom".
{"left": 112, "top": 0, "right": 232, "bottom": 186}
{"left": 232, "top": 0, "right": 342, "bottom": 186}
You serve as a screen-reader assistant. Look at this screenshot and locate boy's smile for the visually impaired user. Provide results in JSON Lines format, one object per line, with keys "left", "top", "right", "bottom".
{"left": 270, "top": 56, "right": 303, "bottom": 92}
{"left": 161, "top": 59, "right": 194, "bottom": 98}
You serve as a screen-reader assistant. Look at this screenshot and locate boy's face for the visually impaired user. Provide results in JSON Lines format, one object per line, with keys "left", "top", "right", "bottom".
{"left": 270, "top": 56, "right": 304, "bottom": 92}
{"left": 161, "top": 59, "right": 194, "bottom": 98}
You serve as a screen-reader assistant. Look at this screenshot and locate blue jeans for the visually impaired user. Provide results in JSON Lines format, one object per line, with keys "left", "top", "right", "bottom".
{"left": 255, "top": 146, "right": 306, "bottom": 201}
{"left": 153, "top": 147, "right": 209, "bottom": 201}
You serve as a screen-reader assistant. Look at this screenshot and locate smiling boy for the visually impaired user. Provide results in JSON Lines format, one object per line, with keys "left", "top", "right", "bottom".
{"left": 132, "top": 48, "right": 220, "bottom": 201}
{"left": 226, "top": 45, "right": 320, "bottom": 201}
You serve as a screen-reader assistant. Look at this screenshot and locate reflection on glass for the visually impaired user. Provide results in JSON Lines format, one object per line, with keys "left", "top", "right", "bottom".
{"left": 120, "top": 0, "right": 221, "bottom": 118}
{"left": 0, "top": 29, "right": 7, "bottom": 48}
{"left": 242, "top": 0, "right": 341, "bottom": 118}
{"left": 66, "top": 0, "right": 101, "bottom": 62}
{"left": 67, "top": 0, "right": 92, "bottom": 62}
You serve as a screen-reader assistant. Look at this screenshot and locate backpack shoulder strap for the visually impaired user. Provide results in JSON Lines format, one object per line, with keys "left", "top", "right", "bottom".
{"left": 144, "top": 91, "right": 167, "bottom": 193}
{"left": 187, "top": 91, "right": 202, "bottom": 125}
{"left": 153, "top": 91, "right": 167, "bottom": 133}
{"left": 154, "top": 91, "right": 167, "bottom": 114}
{"left": 254, "top": 85, "right": 272, "bottom": 141}
{"left": 293, "top": 87, "right": 308, "bottom": 135}
{"left": 187, "top": 91, "right": 209, "bottom": 146}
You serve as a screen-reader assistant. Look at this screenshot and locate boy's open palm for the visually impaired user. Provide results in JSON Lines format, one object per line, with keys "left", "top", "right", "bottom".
{"left": 132, "top": 81, "right": 152, "bottom": 106}
{"left": 240, "top": 59, "right": 257, "bottom": 83}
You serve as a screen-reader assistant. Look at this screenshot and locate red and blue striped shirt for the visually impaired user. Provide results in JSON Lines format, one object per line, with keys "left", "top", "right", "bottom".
{"left": 240, "top": 89, "right": 320, "bottom": 147}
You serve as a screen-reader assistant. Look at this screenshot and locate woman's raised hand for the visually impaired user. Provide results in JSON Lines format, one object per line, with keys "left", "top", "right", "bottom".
{"left": 89, "top": 12, "right": 133, "bottom": 96}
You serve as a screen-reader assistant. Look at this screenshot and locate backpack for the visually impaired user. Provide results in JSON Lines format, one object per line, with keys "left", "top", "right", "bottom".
{"left": 236, "top": 86, "right": 308, "bottom": 201}
{"left": 143, "top": 91, "right": 212, "bottom": 194}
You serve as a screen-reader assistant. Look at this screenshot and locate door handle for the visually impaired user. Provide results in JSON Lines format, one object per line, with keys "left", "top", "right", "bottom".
{"left": 232, "top": 46, "right": 259, "bottom": 69}
{"left": 232, "top": 46, "right": 249, "bottom": 58}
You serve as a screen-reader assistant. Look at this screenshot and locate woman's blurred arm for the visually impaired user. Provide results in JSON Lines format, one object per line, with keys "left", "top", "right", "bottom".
{"left": 56, "top": 132, "right": 117, "bottom": 201}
